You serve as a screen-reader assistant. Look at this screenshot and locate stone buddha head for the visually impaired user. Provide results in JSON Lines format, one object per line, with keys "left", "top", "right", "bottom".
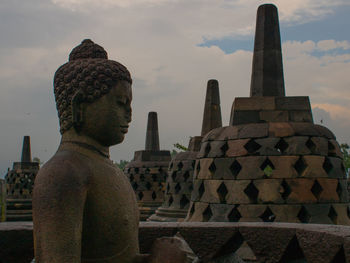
{"left": 54, "top": 39, "right": 132, "bottom": 146}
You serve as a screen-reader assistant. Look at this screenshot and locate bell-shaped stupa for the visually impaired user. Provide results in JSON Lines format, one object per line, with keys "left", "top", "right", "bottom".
{"left": 186, "top": 4, "right": 349, "bottom": 225}
{"left": 149, "top": 79, "right": 222, "bottom": 221}
{"left": 5, "top": 136, "right": 39, "bottom": 221}
{"left": 124, "top": 112, "right": 171, "bottom": 221}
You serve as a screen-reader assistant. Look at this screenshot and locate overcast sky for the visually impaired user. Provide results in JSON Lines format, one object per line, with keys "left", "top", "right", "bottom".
{"left": 1, "top": 0, "right": 350, "bottom": 177}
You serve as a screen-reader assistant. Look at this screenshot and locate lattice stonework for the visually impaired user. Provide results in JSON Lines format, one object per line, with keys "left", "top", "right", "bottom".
{"left": 186, "top": 123, "right": 350, "bottom": 225}
{"left": 148, "top": 151, "right": 197, "bottom": 222}
{"left": 124, "top": 155, "right": 170, "bottom": 221}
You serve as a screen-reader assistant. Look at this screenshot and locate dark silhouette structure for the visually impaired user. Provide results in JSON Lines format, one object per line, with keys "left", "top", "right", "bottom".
{"left": 186, "top": 4, "right": 349, "bottom": 225}
{"left": 149, "top": 79, "right": 222, "bottom": 222}
{"left": 125, "top": 112, "right": 171, "bottom": 221}
{"left": 5, "top": 136, "right": 39, "bottom": 221}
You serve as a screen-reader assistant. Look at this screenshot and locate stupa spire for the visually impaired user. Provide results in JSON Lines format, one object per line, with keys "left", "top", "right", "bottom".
{"left": 250, "top": 4, "right": 285, "bottom": 97}
{"left": 145, "top": 112, "right": 160, "bottom": 151}
{"left": 21, "top": 136, "right": 32, "bottom": 163}
{"left": 201, "top": 79, "right": 222, "bottom": 136}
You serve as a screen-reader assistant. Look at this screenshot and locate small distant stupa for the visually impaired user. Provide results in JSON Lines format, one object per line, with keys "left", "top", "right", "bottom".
{"left": 5, "top": 136, "right": 39, "bottom": 221}
{"left": 124, "top": 112, "right": 171, "bottom": 221}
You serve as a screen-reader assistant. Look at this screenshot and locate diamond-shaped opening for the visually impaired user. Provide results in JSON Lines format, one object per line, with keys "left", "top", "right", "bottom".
{"left": 132, "top": 182, "right": 138, "bottom": 190}
{"left": 328, "top": 205, "right": 338, "bottom": 224}
{"left": 202, "top": 205, "right": 213, "bottom": 222}
{"left": 209, "top": 161, "right": 216, "bottom": 173}
{"left": 280, "top": 179, "right": 291, "bottom": 200}
{"left": 152, "top": 174, "right": 157, "bottom": 182}
{"left": 221, "top": 142, "right": 229, "bottom": 156}
{"left": 183, "top": 171, "right": 190, "bottom": 182}
{"left": 244, "top": 181, "right": 259, "bottom": 203}
{"left": 188, "top": 203, "right": 195, "bottom": 218}
{"left": 294, "top": 157, "right": 307, "bottom": 176}
{"left": 228, "top": 206, "right": 242, "bottom": 222}
{"left": 146, "top": 182, "right": 152, "bottom": 190}
{"left": 191, "top": 160, "right": 196, "bottom": 169}
{"left": 171, "top": 171, "right": 177, "bottom": 181}
{"left": 336, "top": 181, "right": 343, "bottom": 200}
{"left": 275, "top": 138, "right": 289, "bottom": 153}
{"left": 244, "top": 139, "right": 261, "bottom": 154}
{"left": 217, "top": 182, "right": 228, "bottom": 204}
{"left": 259, "top": 207, "right": 276, "bottom": 222}
{"left": 205, "top": 142, "right": 211, "bottom": 156}
{"left": 168, "top": 195, "right": 174, "bottom": 206}
{"left": 305, "top": 137, "right": 316, "bottom": 153}
{"left": 135, "top": 167, "right": 139, "bottom": 173}
{"left": 138, "top": 191, "right": 144, "bottom": 200}
{"left": 279, "top": 235, "right": 306, "bottom": 262}
{"left": 212, "top": 231, "right": 244, "bottom": 259}
{"left": 177, "top": 161, "right": 184, "bottom": 170}
{"left": 323, "top": 157, "right": 333, "bottom": 174}
{"left": 347, "top": 206, "right": 350, "bottom": 219}
{"left": 169, "top": 162, "right": 174, "bottom": 169}
{"left": 198, "top": 182, "right": 205, "bottom": 199}
{"left": 145, "top": 168, "right": 150, "bottom": 174}
{"left": 129, "top": 174, "right": 134, "bottom": 182}
{"left": 331, "top": 246, "right": 346, "bottom": 263}
{"left": 140, "top": 174, "right": 145, "bottom": 181}
{"left": 151, "top": 191, "right": 157, "bottom": 200}
{"left": 196, "top": 161, "right": 201, "bottom": 172}
{"left": 260, "top": 158, "right": 275, "bottom": 177}
{"left": 166, "top": 183, "right": 170, "bottom": 192}
{"left": 189, "top": 183, "right": 193, "bottom": 192}
{"left": 175, "top": 183, "right": 181, "bottom": 194}
{"left": 230, "top": 159, "right": 242, "bottom": 179}
{"left": 311, "top": 180, "right": 323, "bottom": 200}
{"left": 328, "top": 141, "right": 336, "bottom": 157}
{"left": 297, "top": 206, "right": 310, "bottom": 223}
{"left": 180, "top": 195, "right": 189, "bottom": 209}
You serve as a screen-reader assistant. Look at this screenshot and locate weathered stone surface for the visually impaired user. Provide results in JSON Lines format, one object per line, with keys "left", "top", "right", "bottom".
{"left": 275, "top": 97, "right": 311, "bottom": 111}
{"left": 317, "top": 178, "right": 340, "bottom": 202}
{"left": 226, "top": 139, "right": 249, "bottom": 157}
{"left": 255, "top": 137, "right": 281, "bottom": 155}
{"left": 289, "top": 110, "right": 313, "bottom": 122}
{"left": 145, "top": 112, "right": 160, "bottom": 151}
{"left": 233, "top": 97, "right": 275, "bottom": 111}
{"left": 208, "top": 141, "right": 228, "bottom": 158}
{"left": 230, "top": 110, "right": 260, "bottom": 125}
{"left": 254, "top": 179, "right": 284, "bottom": 204}
{"left": 197, "top": 159, "right": 215, "bottom": 179}
{"left": 237, "top": 123, "right": 269, "bottom": 139}
{"left": 270, "top": 205, "right": 301, "bottom": 223}
{"left": 268, "top": 156, "right": 299, "bottom": 178}
{"left": 314, "top": 124, "right": 336, "bottom": 139}
{"left": 200, "top": 180, "right": 222, "bottom": 203}
{"left": 285, "top": 179, "right": 317, "bottom": 203}
{"left": 213, "top": 158, "right": 237, "bottom": 180}
{"left": 260, "top": 110, "right": 289, "bottom": 122}
{"left": 302, "top": 156, "right": 328, "bottom": 178}
{"left": 268, "top": 122, "right": 294, "bottom": 137}
{"left": 250, "top": 4, "right": 285, "bottom": 97}
{"left": 236, "top": 156, "right": 265, "bottom": 179}
{"left": 283, "top": 136, "right": 310, "bottom": 155}
{"left": 225, "top": 180, "right": 252, "bottom": 204}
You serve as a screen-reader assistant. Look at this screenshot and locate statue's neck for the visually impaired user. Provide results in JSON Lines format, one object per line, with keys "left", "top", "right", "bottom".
{"left": 60, "top": 129, "right": 110, "bottom": 159}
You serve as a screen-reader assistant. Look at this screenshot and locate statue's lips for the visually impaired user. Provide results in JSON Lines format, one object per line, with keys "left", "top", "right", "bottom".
{"left": 120, "top": 125, "right": 129, "bottom": 133}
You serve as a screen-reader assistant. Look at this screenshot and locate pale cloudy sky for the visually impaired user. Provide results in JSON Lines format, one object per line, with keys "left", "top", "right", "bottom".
{"left": 0, "top": 0, "right": 350, "bottom": 176}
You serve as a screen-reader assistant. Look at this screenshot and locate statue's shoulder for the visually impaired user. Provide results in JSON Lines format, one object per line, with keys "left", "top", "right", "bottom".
{"left": 35, "top": 149, "right": 91, "bottom": 189}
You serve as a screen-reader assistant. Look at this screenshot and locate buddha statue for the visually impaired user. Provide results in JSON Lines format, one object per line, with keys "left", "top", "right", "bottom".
{"left": 32, "top": 39, "right": 187, "bottom": 263}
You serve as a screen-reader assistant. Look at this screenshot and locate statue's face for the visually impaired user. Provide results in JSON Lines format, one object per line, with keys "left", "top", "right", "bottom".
{"left": 80, "top": 80, "right": 132, "bottom": 146}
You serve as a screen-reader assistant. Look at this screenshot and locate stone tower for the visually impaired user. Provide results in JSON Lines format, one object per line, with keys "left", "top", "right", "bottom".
{"left": 5, "top": 136, "right": 39, "bottom": 221}
{"left": 149, "top": 79, "right": 222, "bottom": 221}
{"left": 124, "top": 112, "right": 171, "bottom": 221}
{"left": 186, "top": 4, "right": 349, "bottom": 224}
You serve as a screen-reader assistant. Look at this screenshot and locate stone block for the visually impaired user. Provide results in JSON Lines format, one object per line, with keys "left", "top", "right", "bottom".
{"left": 269, "top": 205, "right": 301, "bottom": 223}
{"left": 237, "top": 123, "right": 269, "bottom": 139}
{"left": 268, "top": 122, "right": 294, "bottom": 137}
{"left": 302, "top": 156, "right": 328, "bottom": 178}
{"left": 268, "top": 156, "right": 299, "bottom": 178}
{"left": 209, "top": 204, "right": 235, "bottom": 222}
{"left": 328, "top": 139, "right": 343, "bottom": 158}
{"left": 225, "top": 180, "right": 252, "bottom": 204}
{"left": 275, "top": 96, "right": 311, "bottom": 111}
{"left": 226, "top": 139, "right": 249, "bottom": 157}
{"left": 197, "top": 158, "right": 215, "bottom": 180}
{"left": 303, "top": 204, "right": 334, "bottom": 224}
{"left": 337, "top": 179, "right": 349, "bottom": 203}
{"left": 317, "top": 178, "right": 340, "bottom": 203}
{"left": 314, "top": 124, "right": 336, "bottom": 139}
{"left": 284, "top": 136, "right": 310, "bottom": 155}
{"left": 200, "top": 180, "right": 222, "bottom": 203}
{"left": 260, "top": 110, "right": 288, "bottom": 122}
{"left": 233, "top": 97, "right": 276, "bottom": 111}
{"left": 191, "top": 179, "right": 204, "bottom": 202}
{"left": 213, "top": 158, "right": 237, "bottom": 180}
{"left": 185, "top": 201, "right": 208, "bottom": 222}
{"left": 237, "top": 204, "right": 266, "bottom": 222}
{"left": 207, "top": 126, "right": 239, "bottom": 141}
{"left": 207, "top": 141, "right": 228, "bottom": 158}
{"left": 309, "top": 136, "right": 328, "bottom": 156}
{"left": 327, "top": 157, "right": 346, "bottom": 179}
{"left": 255, "top": 137, "right": 281, "bottom": 155}
{"left": 254, "top": 179, "right": 284, "bottom": 204}
{"left": 231, "top": 110, "right": 260, "bottom": 125}
{"left": 331, "top": 203, "right": 350, "bottom": 225}
{"left": 289, "top": 123, "right": 319, "bottom": 136}
{"left": 288, "top": 110, "right": 313, "bottom": 123}
{"left": 236, "top": 156, "right": 266, "bottom": 180}
{"left": 285, "top": 178, "right": 317, "bottom": 203}
{"left": 197, "top": 141, "right": 210, "bottom": 158}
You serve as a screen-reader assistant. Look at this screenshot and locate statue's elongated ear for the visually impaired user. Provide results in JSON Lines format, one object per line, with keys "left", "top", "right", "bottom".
{"left": 72, "top": 91, "right": 85, "bottom": 133}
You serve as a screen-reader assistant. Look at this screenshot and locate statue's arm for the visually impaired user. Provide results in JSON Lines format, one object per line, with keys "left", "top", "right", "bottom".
{"left": 32, "top": 159, "right": 88, "bottom": 263}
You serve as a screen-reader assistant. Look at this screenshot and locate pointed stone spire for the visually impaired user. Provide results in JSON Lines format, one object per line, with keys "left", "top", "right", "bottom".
{"left": 250, "top": 4, "right": 285, "bottom": 97}
{"left": 201, "top": 79, "right": 222, "bottom": 136}
{"left": 21, "top": 136, "right": 32, "bottom": 163}
{"left": 145, "top": 112, "right": 160, "bottom": 151}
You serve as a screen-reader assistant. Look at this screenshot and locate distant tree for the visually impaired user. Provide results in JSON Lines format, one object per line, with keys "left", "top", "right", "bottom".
{"left": 173, "top": 143, "right": 188, "bottom": 152}
{"left": 340, "top": 144, "right": 350, "bottom": 176}
{"left": 33, "top": 157, "right": 43, "bottom": 165}
{"left": 114, "top": 160, "right": 129, "bottom": 170}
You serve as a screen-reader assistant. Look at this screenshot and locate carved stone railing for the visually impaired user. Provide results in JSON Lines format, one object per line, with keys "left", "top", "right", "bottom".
{"left": 0, "top": 222, "right": 349, "bottom": 262}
